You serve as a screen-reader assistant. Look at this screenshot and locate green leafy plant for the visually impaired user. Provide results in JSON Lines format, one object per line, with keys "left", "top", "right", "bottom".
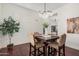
{"left": 0, "top": 16, "right": 20, "bottom": 44}
{"left": 43, "top": 22, "right": 49, "bottom": 28}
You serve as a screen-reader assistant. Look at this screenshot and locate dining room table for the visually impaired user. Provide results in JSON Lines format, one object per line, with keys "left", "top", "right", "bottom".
{"left": 34, "top": 34, "right": 59, "bottom": 56}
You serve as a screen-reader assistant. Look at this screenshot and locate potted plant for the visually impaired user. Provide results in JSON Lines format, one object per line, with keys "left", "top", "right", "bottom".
{"left": 42, "top": 22, "right": 49, "bottom": 35}
{"left": 0, "top": 16, "right": 20, "bottom": 53}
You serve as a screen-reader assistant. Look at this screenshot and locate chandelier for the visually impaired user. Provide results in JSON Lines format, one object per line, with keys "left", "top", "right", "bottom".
{"left": 39, "top": 3, "right": 53, "bottom": 19}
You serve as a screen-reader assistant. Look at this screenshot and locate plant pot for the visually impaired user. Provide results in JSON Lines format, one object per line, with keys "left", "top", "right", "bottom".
{"left": 7, "top": 43, "right": 14, "bottom": 54}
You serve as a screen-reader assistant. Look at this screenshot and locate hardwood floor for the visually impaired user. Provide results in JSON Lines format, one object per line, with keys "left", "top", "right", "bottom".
{"left": 0, "top": 43, "right": 79, "bottom": 56}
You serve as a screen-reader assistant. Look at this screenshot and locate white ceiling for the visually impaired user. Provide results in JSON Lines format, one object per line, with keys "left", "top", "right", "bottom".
{"left": 15, "top": 3, "right": 68, "bottom": 12}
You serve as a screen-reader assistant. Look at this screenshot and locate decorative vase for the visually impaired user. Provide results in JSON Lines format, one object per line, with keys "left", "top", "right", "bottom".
{"left": 45, "top": 28, "right": 48, "bottom": 35}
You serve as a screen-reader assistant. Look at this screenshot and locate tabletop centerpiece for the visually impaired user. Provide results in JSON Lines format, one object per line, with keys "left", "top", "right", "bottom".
{"left": 42, "top": 21, "right": 49, "bottom": 36}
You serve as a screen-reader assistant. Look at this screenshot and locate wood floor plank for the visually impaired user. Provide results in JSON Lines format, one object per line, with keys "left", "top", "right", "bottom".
{"left": 0, "top": 43, "right": 79, "bottom": 56}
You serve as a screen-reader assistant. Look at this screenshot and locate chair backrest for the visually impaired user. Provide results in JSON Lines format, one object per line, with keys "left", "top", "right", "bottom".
{"left": 33, "top": 32, "right": 42, "bottom": 42}
{"left": 57, "top": 33, "right": 66, "bottom": 46}
{"left": 34, "top": 32, "right": 41, "bottom": 35}
{"left": 29, "top": 32, "right": 41, "bottom": 46}
{"left": 29, "top": 32, "right": 35, "bottom": 46}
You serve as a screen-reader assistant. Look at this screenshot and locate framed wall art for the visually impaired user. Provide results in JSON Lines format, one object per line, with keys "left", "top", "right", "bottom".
{"left": 67, "top": 17, "right": 79, "bottom": 33}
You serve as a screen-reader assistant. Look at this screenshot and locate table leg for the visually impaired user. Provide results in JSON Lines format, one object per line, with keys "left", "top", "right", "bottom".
{"left": 43, "top": 42, "right": 48, "bottom": 56}
{"left": 45, "top": 45, "right": 47, "bottom": 56}
{"left": 43, "top": 46, "right": 45, "bottom": 56}
{"left": 48, "top": 46, "right": 50, "bottom": 56}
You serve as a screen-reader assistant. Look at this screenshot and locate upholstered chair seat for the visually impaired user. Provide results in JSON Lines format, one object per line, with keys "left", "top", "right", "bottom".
{"left": 49, "top": 42, "right": 59, "bottom": 50}
{"left": 35, "top": 42, "right": 44, "bottom": 48}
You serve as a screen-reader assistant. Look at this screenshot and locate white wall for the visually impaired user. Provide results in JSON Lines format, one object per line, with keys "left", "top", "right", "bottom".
{"left": 0, "top": 4, "right": 43, "bottom": 48}
{"left": 0, "top": 4, "right": 3, "bottom": 48}
{"left": 53, "top": 3, "right": 79, "bottom": 50}
{"left": 0, "top": 3, "right": 79, "bottom": 50}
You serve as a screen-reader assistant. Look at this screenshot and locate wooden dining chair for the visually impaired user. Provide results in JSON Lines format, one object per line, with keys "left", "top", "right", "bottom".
{"left": 48, "top": 33, "right": 66, "bottom": 56}
{"left": 29, "top": 32, "right": 45, "bottom": 56}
